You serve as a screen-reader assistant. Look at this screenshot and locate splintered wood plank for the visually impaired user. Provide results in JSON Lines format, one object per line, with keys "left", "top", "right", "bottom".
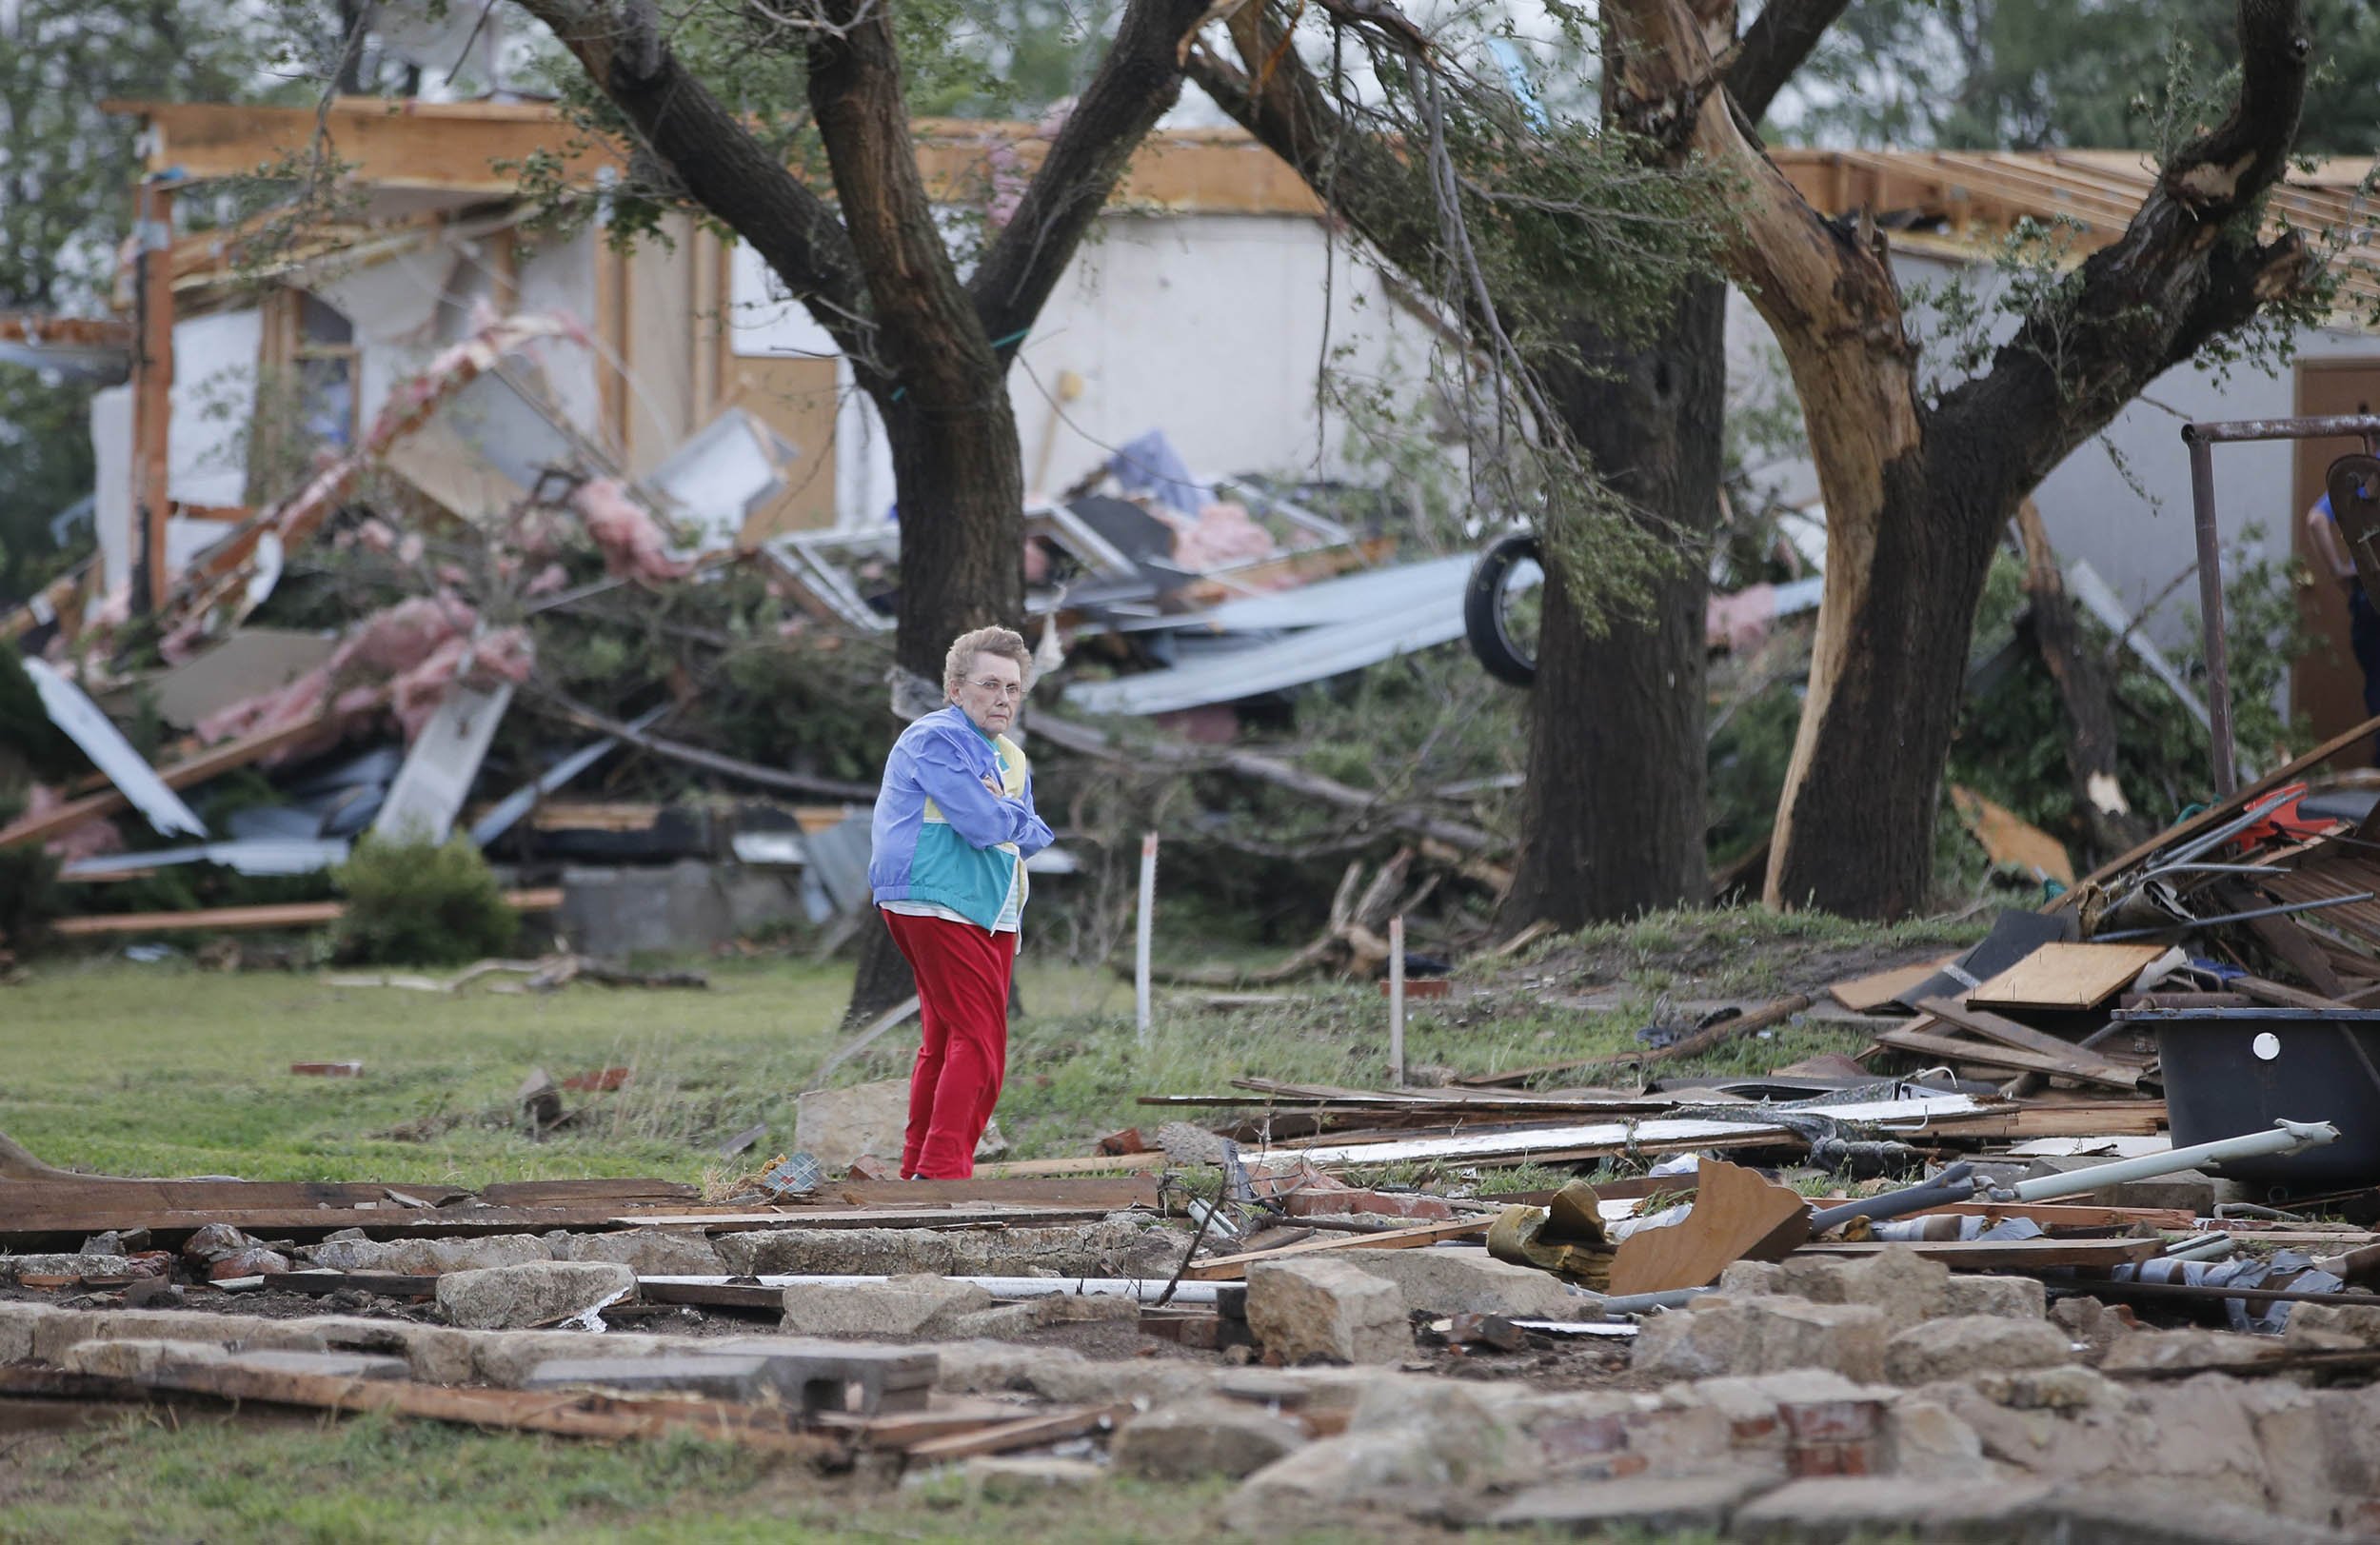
{"left": 1968, "top": 942, "right": 2167, "bottom": 1011}
{"left": 1827, "top": 958, "right": 1956, "bottom": 1013}
{"left": 1606, "top": 1159, "right": 1811, "bottom": 1296}
{"left": 1914, "top": 998, "right": 2149, "bottom": 1080}
{"left": 53, "top": 889, "right": 563, "bottom": 937}
{"left": 1183, "top": 1216, "right": 1491, "bottom": 1280}
{"left": 117, "top": 1360, "right": 843, "bottom": 1456}
{"left": 902, "top": 1403, "right": 1132, "bottom": 1461}
{"left": 972, "top": 1153, "right": 1168, "bottom": 1179}
{"left": 1873, "top": 1025, "right": 2142, "bottom": 1092}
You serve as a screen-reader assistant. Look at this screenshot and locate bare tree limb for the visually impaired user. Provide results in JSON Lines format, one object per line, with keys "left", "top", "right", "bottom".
{"left": 1724, "top": 0, "right": 1851, "bottom": 125}
{"left": 972, "top": 0, "right": 1215, "bottom": 360}
{"left": 510, "top": 0, "right": 875, "bottom": 366}
{"left": 1031, "top": 710, "right": 1496, "bottom": 853}
{"left": 800, "top": 0, "right": 996, "bottom": 402}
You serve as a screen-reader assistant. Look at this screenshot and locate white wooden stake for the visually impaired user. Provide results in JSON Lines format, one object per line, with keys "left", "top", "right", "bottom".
{"left": 1388, "top": 914, "right": 1406, "bottom": 1087}
{"left": 1135, "top": 831, "right": 1159, "bottom": 1044}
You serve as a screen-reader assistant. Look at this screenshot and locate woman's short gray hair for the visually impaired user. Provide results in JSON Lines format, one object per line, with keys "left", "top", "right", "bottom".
{"left": 943, "top": 625, "right": 1034, "bottom": 697}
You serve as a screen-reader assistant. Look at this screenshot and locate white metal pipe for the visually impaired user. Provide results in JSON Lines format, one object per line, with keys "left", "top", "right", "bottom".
{"left": 1388, "top": 915, "right": 1406, "bottom": 1087}
{"left": 1135, "top": 831, "right": 1158, "bottom": 1044}
{"left": 2163, "top": 1235, "right": 2236, "bottom": 1262}
{"left": 640, "top": 1273, "right": 1226, "bottom": 1304}
{"left": 1992, "top": 1119, "right": 2339, "bottom": 1203}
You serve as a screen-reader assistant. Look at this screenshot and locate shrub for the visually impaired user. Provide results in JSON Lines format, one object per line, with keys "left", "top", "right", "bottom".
{"left": 332, "top": 835, "right": 518, "bottom": 965}
{"left": 0, "top": 799, "right": 63, "bottom": 954}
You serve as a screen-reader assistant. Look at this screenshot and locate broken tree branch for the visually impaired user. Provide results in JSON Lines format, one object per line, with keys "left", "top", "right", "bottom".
{"left": 536, "top": 692, "right": 878, "bottom": 801}
{"left": 1032, "top": 711, "right": 1494, "bottom": 854}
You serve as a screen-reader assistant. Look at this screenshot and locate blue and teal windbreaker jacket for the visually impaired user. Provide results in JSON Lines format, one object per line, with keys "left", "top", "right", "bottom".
{"left": 868, "top": 704, "right": 1055, "bottom": 930}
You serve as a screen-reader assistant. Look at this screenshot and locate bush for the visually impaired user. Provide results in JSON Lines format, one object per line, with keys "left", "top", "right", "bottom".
{"left": 0, "top": 820, "right": 63, "bottom": 954}
{"left": 332, "top": 835, "right": 519, "bottom": 965}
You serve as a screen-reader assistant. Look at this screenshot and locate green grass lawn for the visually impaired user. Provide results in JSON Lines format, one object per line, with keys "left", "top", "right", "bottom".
{"left": 0, "top": 906, "right": 1977, "bottom": 1186}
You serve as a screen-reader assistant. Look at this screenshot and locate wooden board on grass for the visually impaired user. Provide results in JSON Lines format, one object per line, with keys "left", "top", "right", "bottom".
{"left": 1827, "top": 958, "right": 1957, "bottom": 1014}
{"left": 1968, "top": 941, "right": 2167, "bottom": 1011}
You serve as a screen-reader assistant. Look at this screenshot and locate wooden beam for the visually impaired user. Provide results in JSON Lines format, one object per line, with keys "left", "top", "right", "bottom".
{"left": 0, "top": 709, "right": 369, "bottom": 851}
{"left": 107, "top": 100, "right": 1326, "bottom": 216}
{"left": 133, "top": 179, "right": 175, "bottom": 611}
{"left": 53, "top": 889, "right": 563, "bottom": 938}
{"left": 1184, "top": 1216, "right": 1490, "bottom": 1279}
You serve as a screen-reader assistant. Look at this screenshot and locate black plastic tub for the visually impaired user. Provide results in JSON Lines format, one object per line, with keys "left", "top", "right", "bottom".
{"left": 2113, "top": 1007, "right": 2380, "bottom": 1186}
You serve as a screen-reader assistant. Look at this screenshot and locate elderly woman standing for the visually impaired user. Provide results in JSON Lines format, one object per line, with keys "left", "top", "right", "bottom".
{"left": 867, "top": 626, "right": 1054, "bottom": 1179}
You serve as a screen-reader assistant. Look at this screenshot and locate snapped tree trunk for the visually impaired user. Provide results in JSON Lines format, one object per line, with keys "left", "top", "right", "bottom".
{"left": 1604, "top": 0, "right": 2316, "bottom": 919}
{"left": 1504, "top": 283, "right": 1724, "bottom": 928}
{"left": 1762, "top": 449, "right": 2000, "bottom": 914}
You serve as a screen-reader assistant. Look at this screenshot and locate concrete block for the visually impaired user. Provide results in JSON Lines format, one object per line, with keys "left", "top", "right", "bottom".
{"left": 548, "top": 1228, "right": 725, "bottom": 1277}
{"left": 780, "top": 1274, "right": 991, "bottom": 1337}
{"left": 1729, "top": 1476, "right": 2053, "bottom": 1539}
{"left": 795, "top": 1079, "right": 910, "bottom": 1174}
{"left": 1776, "top": 1246, "right": 1948, "bottom": 1333}
{"left": 0, "top": 1300, "right": 67, "bottom": 1362}
{"left": 2285, "top": 1302, "right": 2380, "bottom": 1354}
{"left": 436, "top": 1260, "right": 636, "bottom": 1330}
{"left": 1111, "top": 1396, "right": 1306, "bottom": 1481}
{"left": 1244, "top": 1258, "right": 1414, "bottom": 1365}
{"left": 526, "top": 1342, "right": 936, "bottom": 1415}
{"left": 1636, "top": 1297, "right": 1889, "bottom": 1383}
{"left": 1941, "top": 1274, "right": 2046, "bottom": 1319}
{"left": 59, "top": 1338, "right": 231, "bottom": 1379}
{"left": 1488, "top": 1468, "right": 1777, "bottom": 1533}
{"left": 962, "top": 1456, "right": 1105, "bottom": 1499}
{"left": 1342, "top": 1245, "right": 1583, "bottom": 1319}
{"left": 2099, "top": 1329, "right": 2284, "bottom": 1375}
{"left": 1883, "top": 1317, "right": 2074, "bottom": 1385}
{"left": 216, "top": 1349, "right": 409, "bottom": 1380}
{"left": 305, "top": 1234, "right": 553, "bottom": 1274}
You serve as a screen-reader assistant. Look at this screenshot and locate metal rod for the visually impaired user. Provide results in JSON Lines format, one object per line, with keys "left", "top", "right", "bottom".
{"left": 2185, "top": 414, "right": 2380, "bottom": 445}
{"left": 1389, "top": 915, "right": 1406, "bottom": 1088}
{"left": 2050, "top": 1277, "right": 2380, "bottom": 1310}
{"left": 2094, "top": 892, "right": 2376, "bottom": 941}
{"left": 640, "top": 1273, "right": 1228, "bottom": 1304}
{"left": 1992, "top": 1119, "right": 2339, "bottom": 1203}
{"left": 2187, "top": 431, "right": 2238, "bottom": 797}
{"left": 1135, "top": 831, "right": 1158, "bottom": 1045}
{"left": 1590, "top": 1286, "right": 1712, "bottom": 1316}
{"left": 1808, "top": 1164, "right": 1977, "bottom": 1235}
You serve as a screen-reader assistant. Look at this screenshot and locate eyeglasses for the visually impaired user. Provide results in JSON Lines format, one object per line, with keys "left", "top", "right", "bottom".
{"left": 965, "top": 677, "right": 1024, "bottom": 701}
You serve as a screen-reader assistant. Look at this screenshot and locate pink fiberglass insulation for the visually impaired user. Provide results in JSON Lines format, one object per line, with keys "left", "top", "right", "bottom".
{"left": 26, "top": 784, "right": 125, "bottom": 862}
{"left": 1170, "top": 502, "right": 1277, "bottom": 572}
{"left": 572, "top": 477, "right": 688, "bottom": 583}
{"left": 192, "top": 596, "right": 533, "bottom": 752}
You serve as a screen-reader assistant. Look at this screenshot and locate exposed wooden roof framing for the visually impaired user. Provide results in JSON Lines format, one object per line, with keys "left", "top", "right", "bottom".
{"left": 106, "top": 101, "right": 2380, "bottom": 312}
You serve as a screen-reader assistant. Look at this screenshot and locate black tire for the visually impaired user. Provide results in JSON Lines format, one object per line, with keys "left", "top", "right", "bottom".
{"left": 1464, "top": 529, "right": 1540, "bottom": 687}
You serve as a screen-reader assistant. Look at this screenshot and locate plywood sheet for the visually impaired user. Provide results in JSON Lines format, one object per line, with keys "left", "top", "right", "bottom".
{"left": 1969, "top": 941, "right": 2166, "bottom": 1011}
{"left": 1828, "top": 957, "right": 1955, "bottom": 1013}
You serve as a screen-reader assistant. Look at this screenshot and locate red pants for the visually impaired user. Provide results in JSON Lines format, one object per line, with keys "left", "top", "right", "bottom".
{"left": 881, "top": 909, "right": 1014, "bottom": 1179}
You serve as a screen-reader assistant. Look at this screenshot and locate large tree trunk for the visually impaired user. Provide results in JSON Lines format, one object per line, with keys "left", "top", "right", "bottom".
{"left": 1764, "top": 452, "right": 2000, "bottom": 913}
{"left": 1504, "top": 282, "right": 1724, "bottom": 927}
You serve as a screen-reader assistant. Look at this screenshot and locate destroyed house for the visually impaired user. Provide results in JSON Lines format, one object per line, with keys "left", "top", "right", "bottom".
{"left": 39, "top": 97, "right": 1451, "bottom": 624}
